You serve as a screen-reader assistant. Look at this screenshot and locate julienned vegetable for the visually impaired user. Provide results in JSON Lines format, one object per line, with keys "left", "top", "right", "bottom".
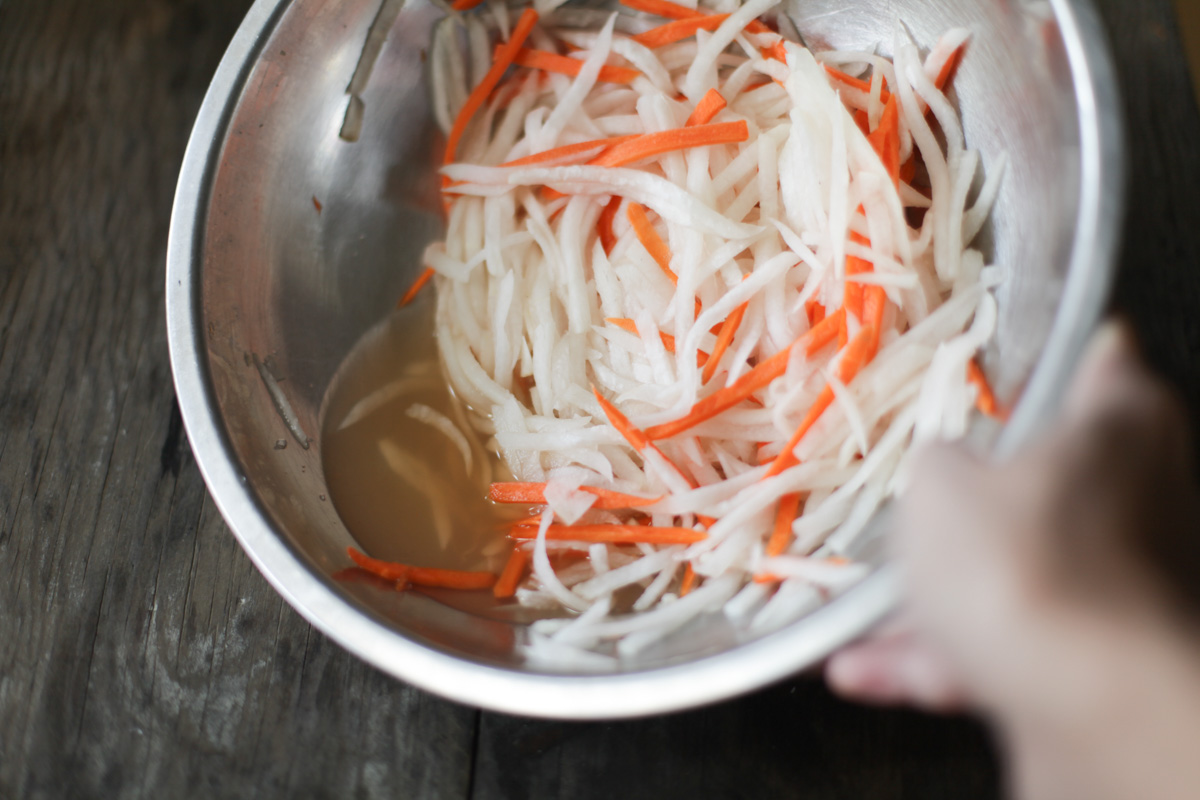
{"left": 349, "top": 0, "right": 1007, "bottom": 668}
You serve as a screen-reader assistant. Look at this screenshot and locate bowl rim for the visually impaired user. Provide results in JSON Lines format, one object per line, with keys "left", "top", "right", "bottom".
{"left": 166, "top": 0, "right": 1124, "bottom": 719}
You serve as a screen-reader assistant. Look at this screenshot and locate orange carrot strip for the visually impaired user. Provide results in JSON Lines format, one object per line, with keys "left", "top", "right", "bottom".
{"left": 606, "top": 318, "right": 709, "bottom": 365}
{"left": 493, "top": 547, "right": 530, "bottom": 598}
{"left": 934, "top": 43, "right": 965, "bottom": 91}
{"left": 489, "top": 482, "right": 663, "bottom": 509}
{"left": 593, "top": 387, "right": 653, "bottom": 450}
{"left": 590, "top": 120, "right": 750, "bottom": 167}
{"left": 701, "top": 301, "right": 748, "bottom": 384}
{"left": 765, "top": 325, "right": 876, "bottom": 478}
{"left": 509, "top": 524, "right": 706, "bottom": 545}
{"left": 867, "top": 94, "right": 901, "bottom": 187}
{"left": 619, "top": 0, "right": 770, "bottom": 32}
{"left": 679, "top": 562, "right": 697, "bottom": 596}
{"left": 503, "top": 514, "right": 544, "bottom": 529}
{"left": 824, "top": 65, "right": 892, "bottom": 104}
{"left": 766, "top": 492, "right": 803, "bottom": 557}
{"left": 645, "top": 309, "right": 846, "bottom": 441}
{"left": 853, "top": 108, "right": 870, "bottom": 135}
{"left": 685, "top": 88, "right": 727, "bottom": 127}
{"left": 863, "top": 285, "right": 887, "bottom": 359}
{"left": 631, "top": 14, "right": 730, "bottom": 48}
{"left": 592, "top": 387, "right": 697, "bottom": 488}
{"left": 598, "top": 195, "right": 623, "bottom": 254}
{"left": 900, "top": 157, "right": 917, "bottom": 185}
{"left": 761, "top": 41, "right": 788, "bottom": 64}
{"left": 805, "top": 299, "right": 826, "bottom": 327}
{"left": 967, "top": 358, "right": 1008, "bottom": 420}
{"left": 451, "top": 0, "right": 486, "bottom": 9}
{"left": 844, "top": 244, "right": 872, "bottom": 322}
{"left": 347, "top": 548, "right": 497, "bottom": 590}
{"left": 444, "top": 9, "right": 538, "bottom": 169}
{"left": 626, "top": 202, "right": 676, "bottom": 283}
{"left": 505, "top": 46, "right": 642, "bottom": 84}
{"left": 805, "top": 307, "right": 846, "bottom": 356}
{"left": 618, "top": 0, "right": 702, "bottom": 19}
{"left": 501, "top": 135, "right": 637, "bottom": 168}
{"left": 399, "top": 267, "right": 435, "bottom": 307}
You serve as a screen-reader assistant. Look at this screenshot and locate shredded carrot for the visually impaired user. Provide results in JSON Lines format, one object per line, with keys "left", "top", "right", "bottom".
{"left": 592, "top": 386, "right": 698, "bottom": 489}
{"left": 967, "top": 358, "right": 1008, "bottom": 420}
{"left": 805, "top": 299, "right": 826, "bottom": 327}
{"left": 445, "top": 9, "right": 539, "bottom": 169}
{"left": 853, "top": 108, "right": 870, "bottom": 135}
{"left": 493, "top": 547, "right": 530, "bottom": 598}
{"left": 631, "top": 13, "right": 730, "bottom": 48}
{"left": 805, "top": 307, "right": 846, "bottom": 356}
{"left": 824, "top": 65, "right": 892, "bottom": 105}
{"left": 701, "top": 301, "right": 747, "bottom": 384}
{"left": 685, "top": 88, "right": 727, "bottom": 127}
{"left": 863, "top": 285, "right": 887, "bottom": 359}
{"left": 645, "top": 309, "right": 846, "bottom": 441}
{"left": 509, "top": 524, "right": 706, "bottom": 545}
{"left": 620, "top": 0, "right": 771, "bottom": 32}
{"left": 626, "top": 202, "right": 677, "bottom": 284}
{"left": 765, "top": 325, "right": 876, "bottom": 478}
{"left": 505, "top": 46, "right": 642, "bottom": 84}
{"left": 844, "top": 231, "right": 872, "bottom": 322}
{"left": 753, "top": 572, "right": 782, "bottom": 584}
{"left": 679, "top": 562, "right": 697, "bottom": 596}
{"left": 592, "top": 386, "right": 654, "bottom": 451}
{"left": 606, "top": 317, "right": 709, "bottom": 365}
{"left": 489, "top": 481, "right": 663, "bottom": 508}
{"left": 900, "top": 157, "right": 917, "bottom": 185}
{"left": 347, "top": 547, "right": 497, "bottom": 590}
{"left": 934, "top": 44, "right": 965, "bottom": 91}
{"left": 867, "top": 95, "right": 901, "bottom": 186}
{"left": 766, "top": 492, "right": 802, "bottom": 557}
{"left": 760, "top": 41, "right": 788, "bottom": 64}
{"left": 451, "top": 0, "right": 487, "bottom": 9}
{"left": 597, "top": 195, "right": 622, "bottom": 255}
{"left": 501, "top": 135, "right": 636, "bottom": 168}
{"left": 589, "top": 120, "right": 750, "bottom": 168}
{"left": 399, "top": 267, "right": 435, "bottom": 307}
{"left": 618, "top": 0, "right": 702, "bottom": 19}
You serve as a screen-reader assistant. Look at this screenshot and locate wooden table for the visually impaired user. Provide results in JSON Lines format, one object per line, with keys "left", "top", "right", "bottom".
{"left": 2, "top": 0, "right": 1197, "bottom": 796}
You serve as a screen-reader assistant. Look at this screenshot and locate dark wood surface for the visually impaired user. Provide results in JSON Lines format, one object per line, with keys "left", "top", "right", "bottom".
{"left": 2, "top": 0, "right": 1197, "bottom": 797}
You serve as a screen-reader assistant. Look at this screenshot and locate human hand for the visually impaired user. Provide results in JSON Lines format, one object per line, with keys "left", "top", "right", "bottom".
{"left": 828, "top": 322, "right": 1200, "bottom": 800}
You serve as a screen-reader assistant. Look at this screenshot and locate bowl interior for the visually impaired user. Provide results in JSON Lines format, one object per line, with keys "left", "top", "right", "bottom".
{"left": 195, "top": 0, "right": 1097, "bottom": 679}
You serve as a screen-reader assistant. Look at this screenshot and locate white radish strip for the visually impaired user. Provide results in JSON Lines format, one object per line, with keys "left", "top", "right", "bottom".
{"left": 405, "top": 403, "right": 475, "bottom": 474}
{"left": 574, "top": 546, "right": 677, "bottom": 600}
{"left": 632, "top": 553, "right": 683, "bottom": 611}
{"left": 532, "top": 510, "right": 591, "bottom": 612}
{"left": 378, "top": 440, "right": 455, "bottom": 549}
{"left": 549, "top": 594, "right": 613, "bottom": 647}
{"left": 758, "top": 556, "right": 871, "bottom": 591}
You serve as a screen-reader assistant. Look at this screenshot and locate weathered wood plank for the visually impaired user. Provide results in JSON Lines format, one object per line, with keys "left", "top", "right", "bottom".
{"left": 472, "top": 681, "right": 999, "bottom": 800}
{"left": 2, "top": 0, "right": 1199, "bottom": 797}
{"left": 0, "top": 1, "right": 477, "bottom": 797}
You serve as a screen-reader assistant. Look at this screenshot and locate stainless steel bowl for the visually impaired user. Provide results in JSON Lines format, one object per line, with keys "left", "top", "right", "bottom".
{"left": 166, "top": 0, "right": 1123, "bottom": 718}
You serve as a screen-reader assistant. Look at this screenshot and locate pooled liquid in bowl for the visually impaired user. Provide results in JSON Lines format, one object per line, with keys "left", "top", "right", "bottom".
{"left": 322, "top": 307, "right": 510, "bottom": 573}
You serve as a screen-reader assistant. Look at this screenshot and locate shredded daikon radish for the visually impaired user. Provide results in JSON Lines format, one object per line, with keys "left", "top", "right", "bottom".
{"left": 406, "top": 2, "right": 1004, "bottom": 664}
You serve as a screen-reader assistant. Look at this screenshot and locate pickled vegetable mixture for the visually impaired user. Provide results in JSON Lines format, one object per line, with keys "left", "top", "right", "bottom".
{"left": 357, "top": 0, "right": 1007, "bottom": 668}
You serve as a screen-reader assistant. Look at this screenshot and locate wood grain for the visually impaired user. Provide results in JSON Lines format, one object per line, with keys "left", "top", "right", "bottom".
{"left": 0, "top": 0, "right": 1197, "bottom": 797}
{"left": 0, "top": 1, "right": 476, "bottom": 797}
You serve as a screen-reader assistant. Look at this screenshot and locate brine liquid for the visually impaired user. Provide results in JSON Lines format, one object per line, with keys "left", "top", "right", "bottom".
{"left": 321, "top": 306, "right": 512, "bottom": 573}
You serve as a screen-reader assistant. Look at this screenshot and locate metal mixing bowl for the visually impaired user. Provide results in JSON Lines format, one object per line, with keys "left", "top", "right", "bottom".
{"left": 166, "top": 0, "right": 1123, "bottom": 718}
